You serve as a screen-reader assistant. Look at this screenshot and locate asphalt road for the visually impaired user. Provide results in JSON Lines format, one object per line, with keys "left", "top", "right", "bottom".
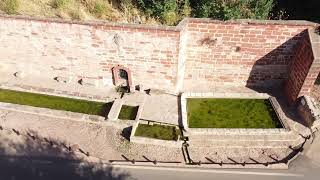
{"left": 0, "top": 149, "right": 318, "bottom": 180}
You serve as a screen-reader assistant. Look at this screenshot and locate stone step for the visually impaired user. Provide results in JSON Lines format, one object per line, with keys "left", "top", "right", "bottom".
{"left": 107, "top": 99, "right": 123, "bottom": 121}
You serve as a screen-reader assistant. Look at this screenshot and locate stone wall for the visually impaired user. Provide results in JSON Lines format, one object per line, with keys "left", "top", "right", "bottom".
{"left": 0, "top": 15, "right": 319, "bottom": 102}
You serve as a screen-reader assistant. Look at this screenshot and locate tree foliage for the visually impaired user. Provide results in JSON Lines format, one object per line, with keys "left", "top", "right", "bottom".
{"left": 136, "top": 0, "right": 274, "bottom": 25}
{"left": 190, "top": 0, "right": 274, "bottom": 20}
{"left": 136, "top": 0, "right": 191, "bottom": 25}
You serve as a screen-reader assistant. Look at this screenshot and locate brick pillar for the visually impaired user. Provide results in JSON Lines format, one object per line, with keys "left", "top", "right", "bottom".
{"left": 284, "top": 28, "right": 320, "bottom": 103}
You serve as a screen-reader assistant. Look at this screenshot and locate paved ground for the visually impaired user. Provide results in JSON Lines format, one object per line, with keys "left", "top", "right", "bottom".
{"left": 139, "top": 93, "right": 179, "bottom": 125}
{"left": 0, "top": 108, "right": 184, "bottom": 162}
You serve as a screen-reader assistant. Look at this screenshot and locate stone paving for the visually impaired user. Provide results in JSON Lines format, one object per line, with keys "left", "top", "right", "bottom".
{"left": 0, "top": 104, "right": 305, "bottom": 166}
{"left": 0, "top": 108, "right": 184, "bottom": 162}
{"left": 135, "top": 93, "right": 179, "bottom": 125}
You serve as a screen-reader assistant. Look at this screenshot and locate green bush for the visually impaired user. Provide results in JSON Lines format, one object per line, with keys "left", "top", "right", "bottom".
{"left": 52, "top": 0, "right": 70, "bottom": 9}
{"left": 136, "top": 0, "right": 273, "bottom": 24}
{"left": 137, "top": 0, "right": 191, "bottom": 25}
{"left": 189, "top": 0, "right": 274, "bottom": 20}
{"left": 92, "top": 1, "right": 107, "bottom": 17}
{"left": 1, "top": 0, "right": 20, "bottom": 14}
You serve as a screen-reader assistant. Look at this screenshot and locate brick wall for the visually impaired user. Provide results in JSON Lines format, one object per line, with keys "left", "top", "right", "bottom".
{"left": 0, "top": 16, "right": 318, "bottom": 101}
{"left": 182, "top": 19, "right": 311, "bottom": 91}
{"left": 0, "top": 16, "right": 180, "bottom": 92}
{"left": 285, "top": 29, "right": 320, "bottom": 103}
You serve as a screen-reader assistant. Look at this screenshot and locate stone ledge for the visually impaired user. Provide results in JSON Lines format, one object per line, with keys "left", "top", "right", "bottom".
{"left": 186, "top": 128, "right": 289, "bottom": 135}
{"left": 0, "top": 102, "right": 105, "bottom": 122}
{"left": 186, "top": 18, "right": 319, "bottom": 27}
{"left": 107, "top": 99, "right": 124, "bottom": 121}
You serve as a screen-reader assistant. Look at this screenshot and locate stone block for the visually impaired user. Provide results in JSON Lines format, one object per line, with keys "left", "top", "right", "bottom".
{"left": 80, "top": 78, "right": 99, "bottom": 87}
{"left": 107, "top": 99, "right": 123, "bottom": 121}
{"left": 54, "top": 76, "right": 71, "bottom": 83}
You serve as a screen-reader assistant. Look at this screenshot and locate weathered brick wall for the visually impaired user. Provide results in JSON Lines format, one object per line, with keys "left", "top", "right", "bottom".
{"left": 285, "top": 29, "right": 320, "bottom": 103}
{"left": 182, "top": 19, "right": 311, "bottom": 91}
{"left": 0, "top": 16, "right": 180, "bottom": 92}
{"left": 0, "top": 16, "right": 318, "bottom": 100}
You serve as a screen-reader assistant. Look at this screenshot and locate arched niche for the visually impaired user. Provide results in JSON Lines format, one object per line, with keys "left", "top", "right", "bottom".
{"left": 112, "top": 65, "right": 134, "bottom": 92}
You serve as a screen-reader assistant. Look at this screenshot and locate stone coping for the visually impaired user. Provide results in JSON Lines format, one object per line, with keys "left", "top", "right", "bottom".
{"left": 0, "top": 15, "right": 318, "bottom": 34}
{"left": 181, "top": 92, "right": 290, "bottom": 135}
{"left": 130, "top": 120, "right": 183, "bottom": 148}
{"left": 107, "top": 96, "right": 145, "bottom": 121}
{"left": 110, "top": 161, "right": 288, "bottom": 169}
{"left": 107, "top": 99, "right": 124, "bottom": 121}
{"left": 187, "top": 18, "right": 319, "bottom": 27}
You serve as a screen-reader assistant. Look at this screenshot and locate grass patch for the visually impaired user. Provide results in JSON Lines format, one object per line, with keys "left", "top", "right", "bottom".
{"left": 187, "top": 98, "right": 282, "bottom": 128}
{"left": 0, "top": 0, "right": 20, "bottom": 14}
{"left": 52, "top": 0, "right": 70, "bottom": 9}
{"left": 134, "top": 124, "right": 181, "bottom": 141}
{"left": 0, "top": 88, "right": 113, "bottom": 117}
{"left": 118, "top": 105, "right": 138, "bottom": 120}
{"left": 90, "top": 0, "right": 107, "bottom": 17}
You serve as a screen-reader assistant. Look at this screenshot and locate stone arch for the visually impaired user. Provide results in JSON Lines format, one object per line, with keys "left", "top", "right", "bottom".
{"left": 112, "top": 65, "right": 134, "bottom": 92}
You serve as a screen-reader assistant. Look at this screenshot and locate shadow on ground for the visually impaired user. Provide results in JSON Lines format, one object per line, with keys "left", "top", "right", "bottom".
{"left": 0, "top": 128, "right": 134, "bottom": 180}
{"left": 121, "top": 126, "right": 132, "bottom": 141}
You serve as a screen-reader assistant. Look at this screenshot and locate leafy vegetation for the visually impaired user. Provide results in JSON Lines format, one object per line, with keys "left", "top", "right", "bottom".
{"left": 187, "top": 98, "right": 282, "bottom": 128}
{"left": 0, "top": 0, "right": 20, "bottom": 14}
{"left": 135, "top": 123, "right": 181, "bottom": 140}
{"left": 118, "top": 105, "right": 138, "bottom": 120}
{"left": 190, "top": 0, "right": 274, "bottom": 20}
{"left": 52, "top": 0, "right": 70, "bottom": 9}
{"left": 1, "top": 0, "right": 318, "bottom": 24}
{"left": 91, "top": 0, "right": 107, "bottom": 17}
{"left": 0, "top": 88, "right": 113, "bottom": 117}
{"left": 136, "top": 0, "right": 274, "bottom": 25}
{"left": 136, "top": 0, "right": 191, "bottom": 25}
